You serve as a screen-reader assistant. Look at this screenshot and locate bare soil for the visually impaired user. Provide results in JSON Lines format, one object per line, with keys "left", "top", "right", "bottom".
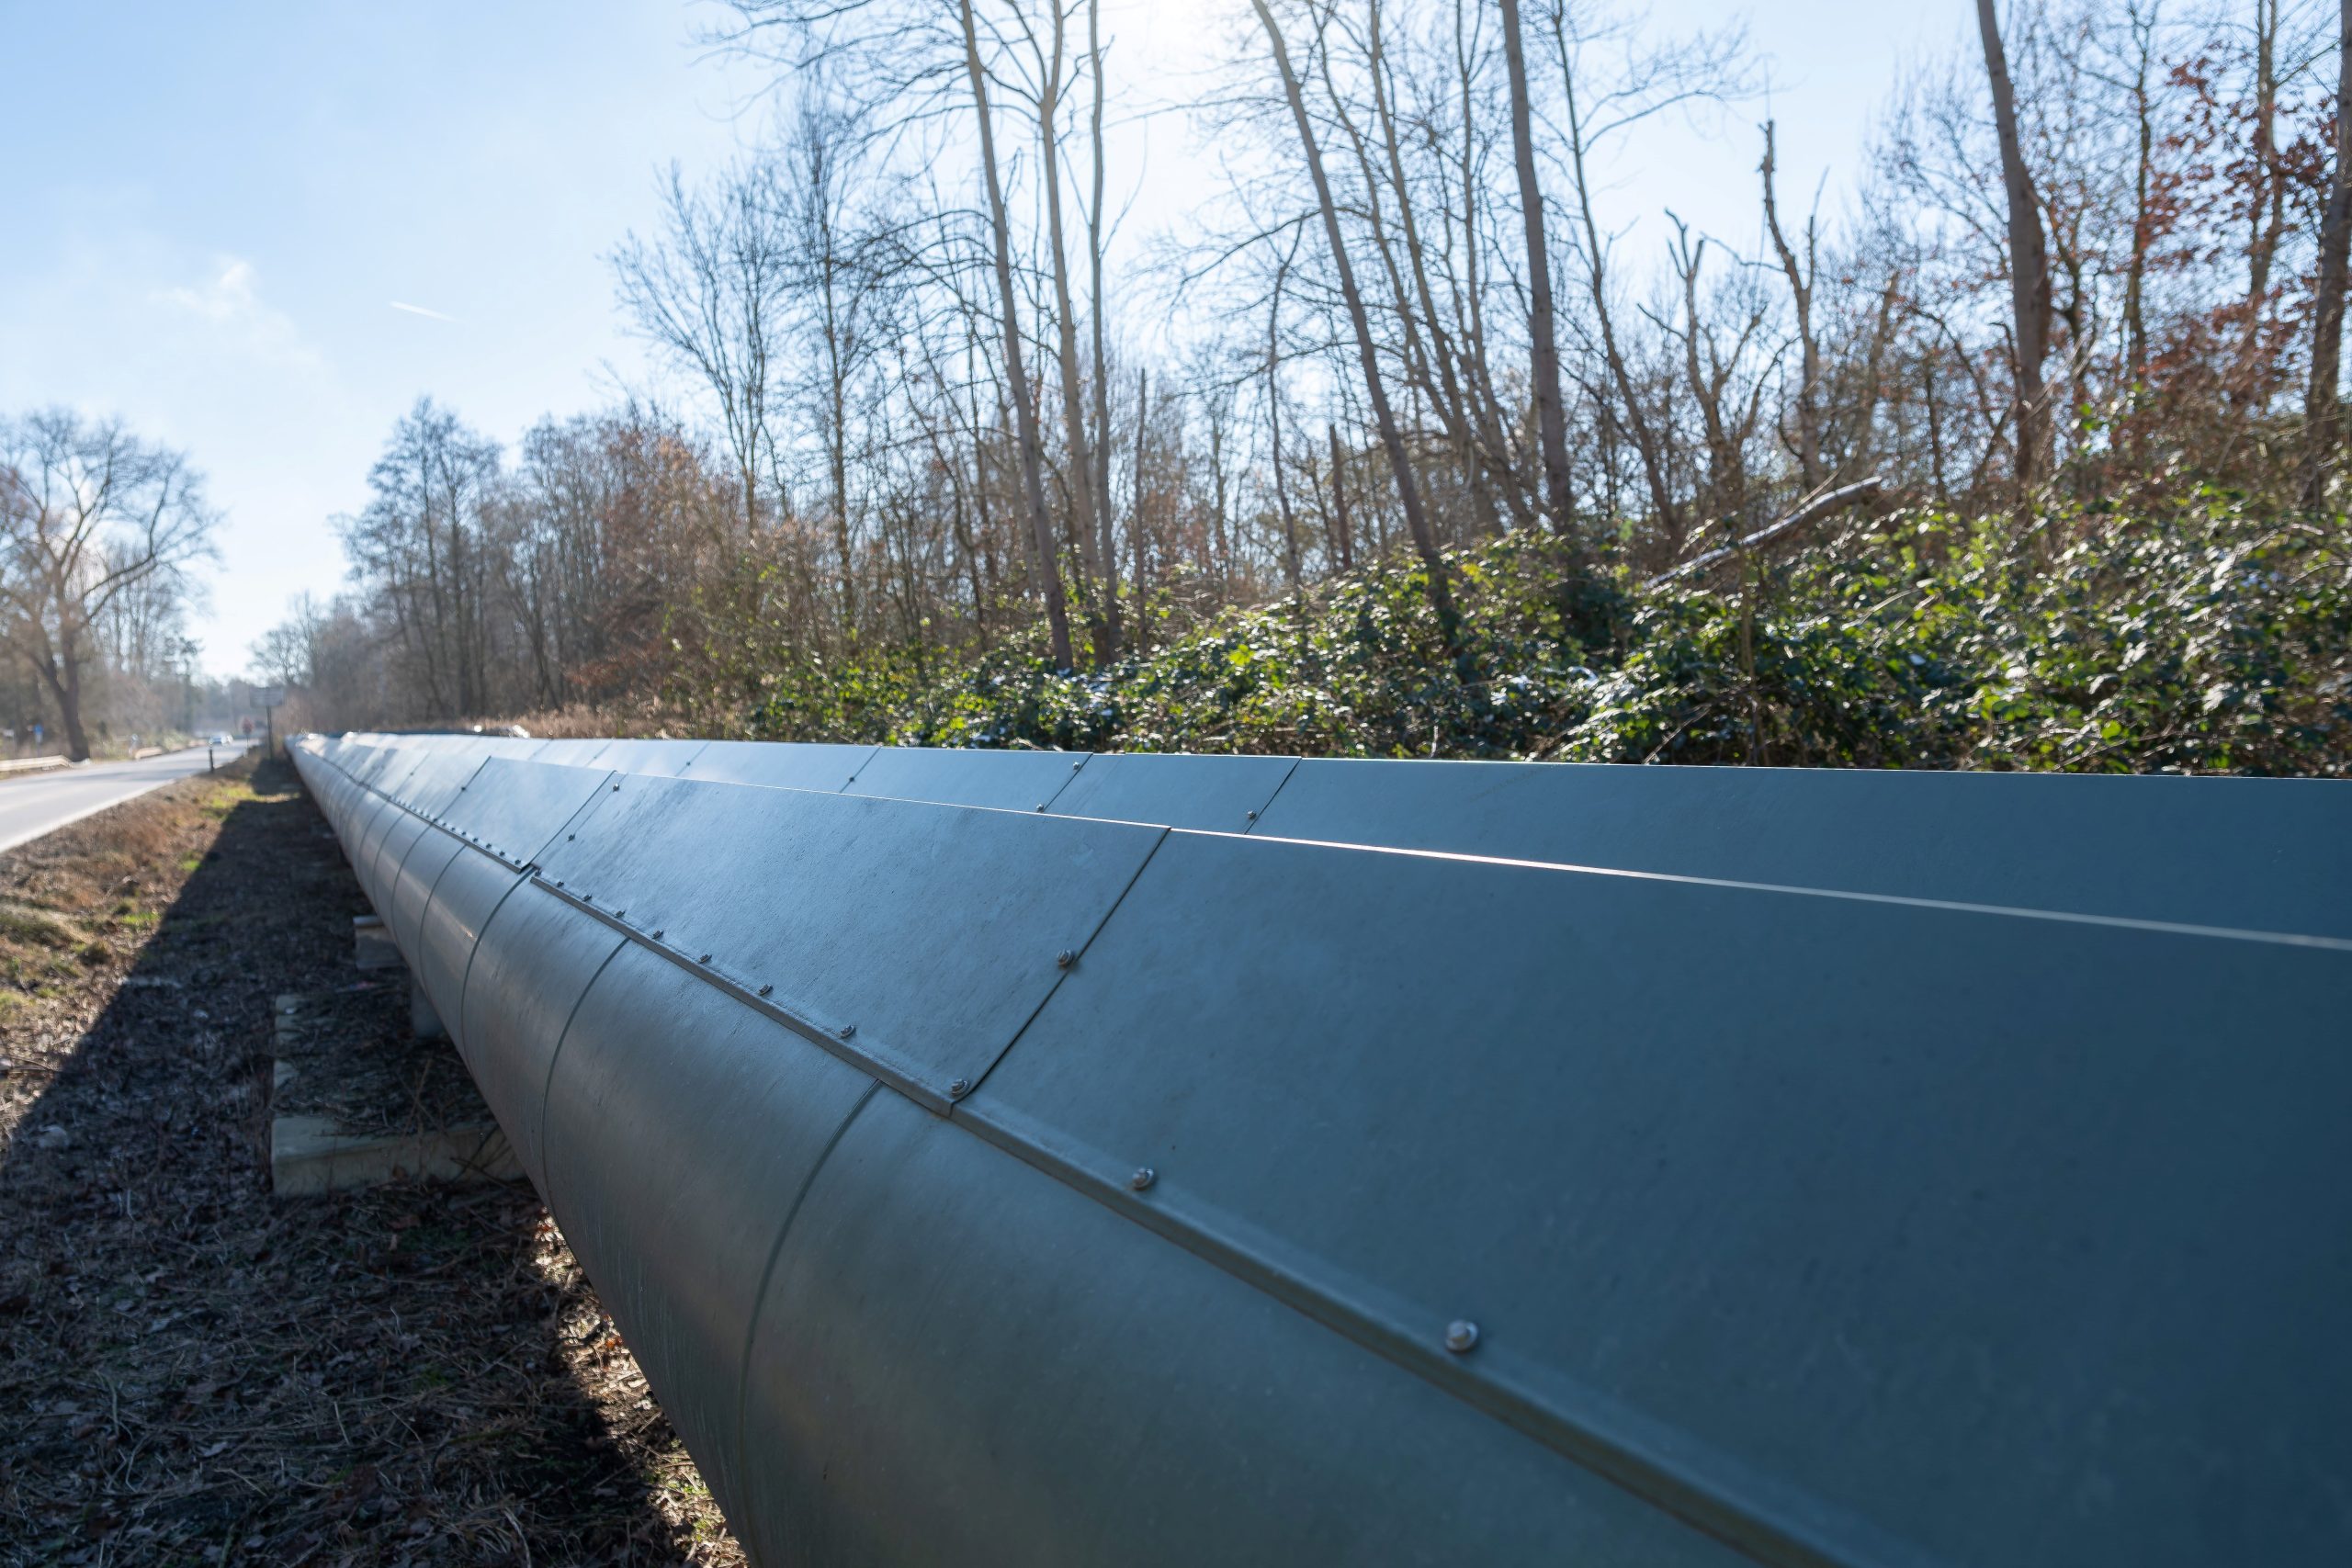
{"left": 0, "top": 755, "right": 742, "bottom": 1566}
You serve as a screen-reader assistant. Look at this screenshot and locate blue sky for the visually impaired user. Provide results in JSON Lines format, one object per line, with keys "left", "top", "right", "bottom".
{"left": 0, "top": 0, "right": 1956, "bottom": 677}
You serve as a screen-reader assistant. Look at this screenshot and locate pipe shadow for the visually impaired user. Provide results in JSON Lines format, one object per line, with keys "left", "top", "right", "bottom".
{"left": 0, "top": 755, "right": 729, "bottom": 1565}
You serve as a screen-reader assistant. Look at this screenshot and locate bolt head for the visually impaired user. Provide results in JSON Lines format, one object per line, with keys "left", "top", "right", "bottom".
{"left": 837, "top": 1022, "right": 857, "bottom": 1040}
{"left": 1246, "top": 809, "right": 1258, "bottom": 820}
{"left": 757, "top": 984, "right": 774, "bottom": 997}
{"left": 555, "top": 880, "right": 565, "bottom": 888}
{"left": 1443, "top": 1320, "right": 1480, "bottom": 1353}
{"left": 1056, "top": 949, "right": 1076, "bottom": 968}
{"left": 653, "top": 930, "right": 664, "bottom": 939}
{"left": 1129, "top": 1166, "right": 1156, "bottom": 1191}
{"left": 698, "top": 953, "right": 712, "bottom": 964}
{"left": 947, "top": 1077, "right": 970, "bottom": 1098}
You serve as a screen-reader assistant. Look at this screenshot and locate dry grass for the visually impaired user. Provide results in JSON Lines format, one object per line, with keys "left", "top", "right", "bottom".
{"left": 0, "top": 757, "right": 742, "bottom": 1566}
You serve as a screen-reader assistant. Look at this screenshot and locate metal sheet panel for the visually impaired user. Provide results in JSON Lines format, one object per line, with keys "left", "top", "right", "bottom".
{"left": 533, "top": 778, "right": 1162, "bottom": 1108}
{"left": 540, "top": 943, "right": 875, "bottom": 1532}
{"left": 413, "top": 845, "right": 526, "bottom": 1035}
{"left": 458, "top": 881, "right": 627, "bottom": 1190}
{"left": 366, "top": 809, "right": 433, "bottom": 922}
{"left": 580, "top": 738, "right": 714, "bottom": 776}
{"left": 740, "top": 1091, "right": 1743, "bottom": 1568}
{"left": 430, "top": 760, "right": 617, "bottom": 872}
{"left": 1250, "top": 758, "right": 2352, "bottom": 938}
{"left": 1046, "top": 751, "right": 1297, "bottom": 831}
{"left": 527, "top": 738, "right": 619, "bottom": 766}
{"left": 967, "top": 831, "right": 2352, "bottom": 1568}
{"left": 388, "top": 830, "right": 466, "bottom": 965}
{"left": 841, "top": 745, "right": 1088, "bottom": 813}
{"left": 383, "top": 750, "right": 491, "bottom": 818}
{"left": 345, "top": 793, "right": 406, "bottom": 911}
{"left": 669, "top": 739, "right": 876, "bottom": 791}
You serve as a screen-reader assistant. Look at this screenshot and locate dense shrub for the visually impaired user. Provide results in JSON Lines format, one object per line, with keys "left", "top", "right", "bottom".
{"left": 737, "top": 495, "right": 2349, "bottom": 775}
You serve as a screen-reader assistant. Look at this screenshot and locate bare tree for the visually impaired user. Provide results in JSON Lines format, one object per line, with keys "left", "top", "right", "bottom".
{"left": 963, "top": 0, "right": 1077, "bottom": 669}
{"left": 2307, "top": 0, "right": 2352, "bottom": 503}
{"left": 612, "top": 159, "right": 793, "bottom": 536}
{"left": 1976, "top": 0, "right": 2053, "bottom": 494}
{"left": 0, "top": 412, "right": 219, "bottom": 759}
{"left": 1251, "top": 0, "right": 1458, "bottom": 644}
{"left": 1498, "top": 0, "right": 1578, "bottom": 543}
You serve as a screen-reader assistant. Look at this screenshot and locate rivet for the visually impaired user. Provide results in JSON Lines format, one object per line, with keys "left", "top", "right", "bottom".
{"left": 1246, "top": 809, "right": 1258, "bottom": 820}
{"left": 1034, "top": 802, "right": 1046, "bottom": 811}
{"left": 1056, "top": 949, "right": 1076, "bottom": 969}
{"left": 555, "top": 880, "right": 565, "bottom": 887}
{"left": 1129, "top": 1166, "right": 1156, "bottom": 1190}
{"left": 698, "top": 953, "right": 712, "bottom": 964}
{"left": 611, "top": 784, "right": 619, "bottom": 791}
{"left": 652, "top": 929, "right": 665, "bottom": 939}
{"left": 568, "top": 833, "right": 576, "bottom": 840}
{"left": 583, "top": 894, "right": 594, "bottom": 903}
{"left": 947, "top": 1077, "right": 971, "bottom": 1098}
{"left": 837, "top": 1022, "right": 856, "bottom": 1039}
{"left": 1071, "top": 760, "right": 1083, "bottom": 770}
{"left": 757, "top": 984, "right": 774, "bottom": 997}
{"left": 1444, "top": 1320, "right": 1480, "bottom": 1353}
{"left": 615, "top": 908, "right": 627, "bottom": 918}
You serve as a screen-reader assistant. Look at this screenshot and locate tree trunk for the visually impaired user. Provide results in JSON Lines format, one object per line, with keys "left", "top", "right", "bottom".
{"left": 1038, "top": 6, "right": 1107, "bottom": 658}
{"left": 1977, "top": 0, "right": 2052, "bottom": 496}
{"left": 1088, "top": 0, "right": 1123, "bottom": 657}
{"left": 1498, "top": 0, "right": 1578, "bottom": 541}
{"left": 1328, "top": 423, "right": 1354, "bottom": 571}
{"left": 1251, "top": 0, "right": 1459, "bottom": 648}
{"left": 2304, "top": 0, "right": 2352, "bottom": 506}
{"left": 961, "top": 0, "right": 1075, "bottom": 671}
{"left": 1759, "top": 120, "right": 1823, "bottom": 490}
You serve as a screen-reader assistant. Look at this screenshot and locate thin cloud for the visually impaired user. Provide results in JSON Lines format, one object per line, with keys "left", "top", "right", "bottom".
{"left": 153, "top": 257, "right": 321, "bottom": 370}
{"left": 389, "top": 300, "right": 458, "bottom": 323}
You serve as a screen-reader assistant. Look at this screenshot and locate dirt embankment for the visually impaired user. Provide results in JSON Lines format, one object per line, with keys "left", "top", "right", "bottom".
{"left": 0, "top": 757, "right": 741, "bottom": 1566}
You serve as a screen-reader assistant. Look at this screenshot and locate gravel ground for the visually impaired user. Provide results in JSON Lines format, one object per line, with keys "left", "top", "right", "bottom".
{"left": 0, "top": 754, "right": 741, "bottom": 1566}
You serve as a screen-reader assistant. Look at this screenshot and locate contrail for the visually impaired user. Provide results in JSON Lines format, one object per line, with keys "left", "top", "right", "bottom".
{"left": 389, "top": 300, "right": 458, "bottom": 323}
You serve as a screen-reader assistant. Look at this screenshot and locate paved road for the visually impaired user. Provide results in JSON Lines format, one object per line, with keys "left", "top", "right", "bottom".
{"left": 0, "top": 743, "right": 256, "bottom": 854}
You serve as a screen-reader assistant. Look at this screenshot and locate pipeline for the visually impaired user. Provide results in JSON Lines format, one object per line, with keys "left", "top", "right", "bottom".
{"left": 292, "top": 733, "right": 2351, "bottom": 1568}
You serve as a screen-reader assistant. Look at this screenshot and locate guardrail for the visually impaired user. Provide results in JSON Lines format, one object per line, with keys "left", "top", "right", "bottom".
{"left": 291, "top": 731, "right": 2351, "bottom": 1568}
{"left": 0, "top": 754, "right": 71, "bottom": 777}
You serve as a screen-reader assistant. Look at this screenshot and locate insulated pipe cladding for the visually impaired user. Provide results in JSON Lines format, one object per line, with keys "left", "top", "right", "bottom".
{"left": 291, "top": 731, "right": 2352, "bottom": 1568}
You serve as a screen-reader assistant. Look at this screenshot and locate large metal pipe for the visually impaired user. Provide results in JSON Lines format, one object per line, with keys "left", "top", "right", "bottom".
{"left": 292, "top": 734, "right": 2351, "bottom": 1567}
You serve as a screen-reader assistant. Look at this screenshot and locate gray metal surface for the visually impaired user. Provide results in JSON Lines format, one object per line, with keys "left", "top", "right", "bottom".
{"left": 1044, "top": 750, "right": 1298, "bottom": 831}
{"left": 1249, "top": 757, "right": 2352, "bottom": 939}
{"left": 428, "top": 759, "right": 616, "bottom": 872}
{"left": 840, "top": 744, "right": 1090, "bottom": 812}
{"left": 288, "top": 733, "right": 2352, "bottom": 1568}
{"left": 670, "top": 739, "right": 876, "bottom": 790}
{"left": 532, "top": 777, "right": 1161, "bottom": 1109}
{"left": 456, "top": 881, "right": 625, "bottom": 1190}
{"left": 740, "top": 1089, "right": 1745, "bottom": 1568}
{"left": 577, "top": 738, "right": 713, "bottom": 776}
{"left": 540, "top": 944, "right": 876, "bottom": 1534}
{"left": 965, "top": 829, "right": 2352, "bottom": 1568}
{"left": 412, "top": 844, "right": 526, "bottom": 1043}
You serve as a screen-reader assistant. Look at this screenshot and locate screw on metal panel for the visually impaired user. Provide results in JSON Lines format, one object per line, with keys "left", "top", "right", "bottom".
{"left": 1443, "top": 1320, "right": 1480, "bottom": 1354}
{"left": 583, "top": 895, "right": 594, "bottom": 903}
{"left": 1056, "top": 949, "right": 1076, "bottom": 969}
{"left": 1246, "top": 809, "right": 1258, "bottom": 820}
{"left": 698, "top": 953, "right": 712, "bottom": 964}
{"left": 611, "top": 784, "right": 620, "bottom": 791}
{"left": 1129, "top": 1167, "right": 1156, "bottom": 1191}
{"left": 556, "top": 881, "right": 565, "bottom": 888}
{"left": 1071, "top": 760, "right": 1083, "bottom": 770}
{"left": 758, "top": 984, "right": 773, "bottom": 997}
{"left": 837, "top": 1022, "right": 857, "bottom": 1040}
{"left": 652, "top": 930, "right": 664, "bottom": 939}
{"left": 947, "top": 1077, "right": 971, "bottom": 1098}
{"left": 568, "top": 833, "right": 576, "bottom": 840}
{"left": 1035, "top": 803, "right": 1046, "bottom": 811}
